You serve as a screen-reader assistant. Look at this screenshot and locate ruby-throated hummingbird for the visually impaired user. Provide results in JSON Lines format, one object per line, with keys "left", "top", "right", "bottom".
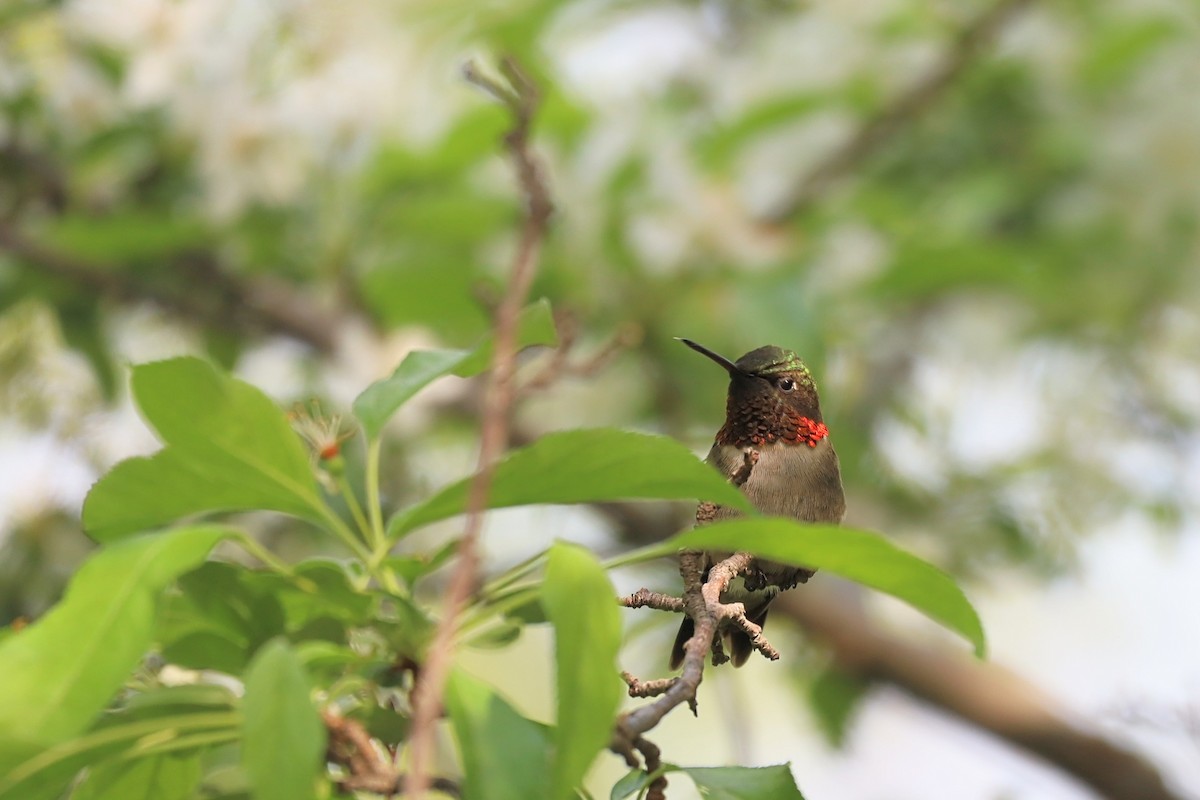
{"left": 670, "top": 338, "right": 845, "bottom": 668}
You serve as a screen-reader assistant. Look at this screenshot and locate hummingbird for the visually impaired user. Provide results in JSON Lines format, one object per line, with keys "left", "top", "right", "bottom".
{"left": 670, "top": 338, "right": 845, "bottom": 668}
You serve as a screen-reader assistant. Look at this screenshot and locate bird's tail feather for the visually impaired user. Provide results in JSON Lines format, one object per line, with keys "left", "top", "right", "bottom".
{"left": 669, "top": 616, "right": 694, "bottom": 670}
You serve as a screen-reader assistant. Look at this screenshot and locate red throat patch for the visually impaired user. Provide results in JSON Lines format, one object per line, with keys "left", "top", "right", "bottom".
{"left": 787, "top": 415, "right": 829, "bottom": 448}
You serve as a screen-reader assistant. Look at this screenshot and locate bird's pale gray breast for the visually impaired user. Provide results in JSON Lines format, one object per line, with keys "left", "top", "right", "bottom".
{"left": 704, "top": 439, "right": 845, "bottom": 523}
{"left": 701, "top": 439, "right": 845, "bottom": 594}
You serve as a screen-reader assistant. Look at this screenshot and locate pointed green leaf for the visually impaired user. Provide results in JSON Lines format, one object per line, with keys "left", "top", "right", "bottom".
{"left": 610, "top": 768, "right": 659, "bottom": 800}
{"left": 83, "top": 358, "right": 325, "bottom": 541}
{"left": 241, "top": 639, "right": 324, "bottom": 800}
{"left": 388, "top": 429, "right": 752, "bottom": 539}
{"left": 353, "top": 299, "right": 557, "bottom": 439}
{"left": 0, "top": 526, "right": 231, "bottom": 772}
{"left": 671, "top": 520, "right": 986, "bottom": 656}
{"left": 682, "top": 765, "right": 805, "bottom": 800}
{"left": 353, "top": 349, "right": 471, "bottom": 439}
{"left": 543, "top": 543, "right": 622, "bottom": 799}
{"left": 445, "top": 669, "right": 551, "bottom": 800}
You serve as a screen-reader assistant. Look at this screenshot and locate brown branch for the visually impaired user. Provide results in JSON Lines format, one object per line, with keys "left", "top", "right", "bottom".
{"left": 404, "top": 57, "right": 553, "bottom": 799}
{"left": 612, "top": 449, "right": 776, "bottom": 795}
{"left": 773, "top": 588, "right": 1184, "bottom": 800}
{"left": 622, "top": 672, "right": 676, "bottom": 699}
{"left": 323, "top": 710, "right": 462, "bottom": 797}
{"left": 619, "top": 589, "right": 685, "bottom": 612}
{"left": 766, "top": 0, "right": 1035, "bottom": 222}
{"left": 0, "top": 219, "right": 339, "bottom": 353}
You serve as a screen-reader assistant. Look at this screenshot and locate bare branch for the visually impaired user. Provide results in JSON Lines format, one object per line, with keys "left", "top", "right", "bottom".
{"left": 622, "top": 672, "right": 677, "bottom": 699}
{"left": 620, "top": 589, "right": 685, "bottom": 613}
{"left": 766, "top": 0, "right": 1035, "bottom": 222}
{"left": 404, "top": 57, "right": 553, "bottom": 799}
{"left": 516, "top": 319, "right": 643, "bottom": 400}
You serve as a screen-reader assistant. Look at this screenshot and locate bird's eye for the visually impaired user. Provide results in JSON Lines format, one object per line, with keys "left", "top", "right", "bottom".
{"left": 778, "top": 378, "right": 796, "bottom": 392}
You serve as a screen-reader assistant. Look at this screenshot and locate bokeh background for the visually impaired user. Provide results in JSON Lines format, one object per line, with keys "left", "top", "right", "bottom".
{"left": 2, "top": 0, "right": 1198, "bottom": 798}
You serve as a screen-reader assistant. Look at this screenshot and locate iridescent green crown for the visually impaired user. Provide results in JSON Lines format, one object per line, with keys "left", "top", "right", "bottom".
{"left": 735, "top": 345, "right": 814, "bottom": 385}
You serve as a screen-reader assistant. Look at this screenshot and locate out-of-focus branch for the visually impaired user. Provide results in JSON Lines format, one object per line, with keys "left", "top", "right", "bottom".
{"left": 766, "top": 0, "right": 1035, "bottom": 222}
{"left": 404, "top": 57, "right": 553, "bottom": 799}
{"left": 0, "top": 219, "right": 339, "bottom": 352}
{"left": 774, "top": 587, "right": 1183, "bottom": 800}
{"left": 323, "top": 710, "right": 460, "bottom": 797}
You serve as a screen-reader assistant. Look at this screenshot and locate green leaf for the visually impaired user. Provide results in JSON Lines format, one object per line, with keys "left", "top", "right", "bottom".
{"left": 241, "top": 639, "right": 324, "bottom": 800}
{"left": 0, "top": 710, "right": 239, "bottom": 800}
{"left": 385, "top": 539, "right": 460, "bottom": 586}
{"left": 242, "top": 559, "right": 375, "bottom": 630}
{"left": 464, "top": 618, "right": 524, "bottom": 650}
{"left": 353, "top": 299, "right": 557, "bottom": 439}
{"left": 445, "top": 669, "right": 551, "bottom": 800}
{"left": 610, "top": 768, "right": 659, "bottom": 800}
{"left": 611, "top": 764, "right": 804, "bottom": 800}
{"left": 113, "top": 685, "right": 239, "bottom": 721}
{"left": 156, "top": 562, "right": 287, "bottom": 675}
{"left": 542, "top": 543, "right": 622, "bottom": 799}
{"left": 682, "top": 765, "right": 805, "bottom": 800}
{"left": 807, "top": 667, "right": 868, "bottom": 748}
{"left": 0, "top": 526, "right": 231, "bottom": 772}
{"left": 671, "top": 520, "right": 986, "bottom": 657}
{"left": 83, "top": 358, "right": 326, "bottom": 541}
{"left": 70, "top": 751, "right": 202, "bottom": 800}
{"left": 388, "top": 429, "right": 752, "bottom": 539}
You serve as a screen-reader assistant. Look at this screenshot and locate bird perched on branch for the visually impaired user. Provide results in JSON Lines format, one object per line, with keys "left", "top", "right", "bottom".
{"left": 671, "top": 338, "right": 845, "bottom": 668}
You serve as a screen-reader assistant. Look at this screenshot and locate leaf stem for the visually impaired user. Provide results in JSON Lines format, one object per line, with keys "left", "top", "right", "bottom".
{"left": 231, "top": 531, "right": 296, "bottom": 577}
{"left": 319, "top": 508, "right": 375, "bottom": 564}
{"left": 600, "top": 542, "right": 676, "bottom": 572}
{"left": 336, "top": 471, "right": 373, "bottom": 544}
{"left": 365, "top": 438, "right": 387, "bottom": 550}
{"left": 478, "top": 549, "right": 549, "bottom": 599}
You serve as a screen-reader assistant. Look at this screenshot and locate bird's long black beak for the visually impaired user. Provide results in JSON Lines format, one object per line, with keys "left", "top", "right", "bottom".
{"left": 676, "top": 337, "right": 744, "bottom": 376}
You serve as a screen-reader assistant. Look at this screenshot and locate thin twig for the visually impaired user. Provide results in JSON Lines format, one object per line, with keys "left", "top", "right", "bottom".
{"left": 766, "top": 0, "right": 1035, "bottom": 222}
{"left": 619, "top": 589, "right": 685, "bottom": 613}
{"left": 404, "top": 57, "right": 553, "bottom": 799}
{"left": 516, "top": 319, "right": 643, "bottom": 399}
{"left": 622, "top": 672, "right": 677, "bottom": 699}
